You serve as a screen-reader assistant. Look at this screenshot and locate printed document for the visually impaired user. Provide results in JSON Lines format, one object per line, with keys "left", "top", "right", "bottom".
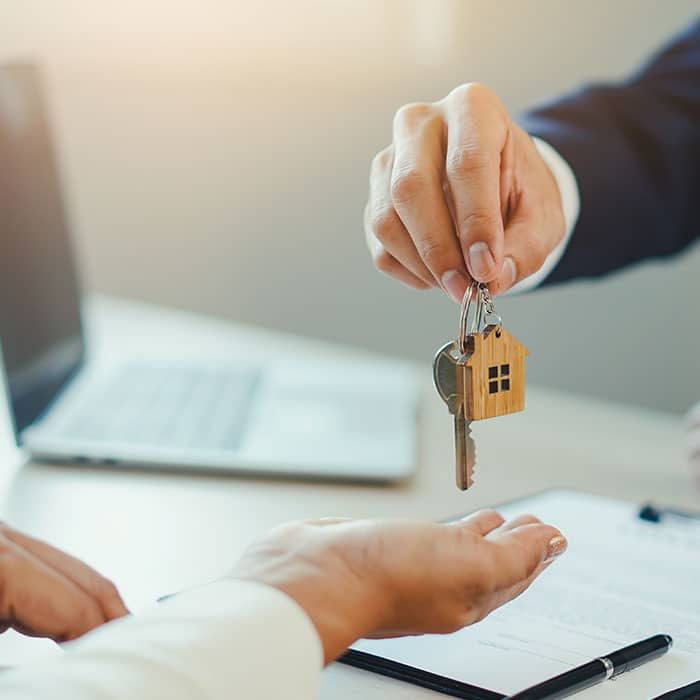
{"left": 354, "top": 490, "right": 700, "bottom": 697}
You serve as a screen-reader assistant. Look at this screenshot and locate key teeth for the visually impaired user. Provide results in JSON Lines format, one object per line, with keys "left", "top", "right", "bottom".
{"left": 465, "top": 421, "right": 476, "bottom": 489}
{"left": 453, "top": 416, "right": 476, "bottom": 491}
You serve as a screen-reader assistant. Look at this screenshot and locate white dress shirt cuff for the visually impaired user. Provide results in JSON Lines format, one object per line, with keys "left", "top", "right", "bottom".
{"left": 508, "top": 136, "right": 581, "bottom": 293}
{"left": 1, "top": 579, "right": 323, "bottom": 700}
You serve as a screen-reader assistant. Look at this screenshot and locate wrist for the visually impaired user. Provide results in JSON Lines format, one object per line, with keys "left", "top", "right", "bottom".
{"left": 531, "top": 136, "right": 580, "bottom": 241}
{"left": 276, "top": 575, "right": 381, "bottom": 664}
{"left": 230, "top": 529, "right": 386, "bottom": 664}
{"left": 230, "top": 576, "right": 381, "bottom": 664}
{"left": 505, "top": 135, "right": 580, "bottom": 294}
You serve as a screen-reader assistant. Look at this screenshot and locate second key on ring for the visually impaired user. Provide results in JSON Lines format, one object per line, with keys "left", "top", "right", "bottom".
{"left": 433, "top": 341, "right": 477, "bottom": 490}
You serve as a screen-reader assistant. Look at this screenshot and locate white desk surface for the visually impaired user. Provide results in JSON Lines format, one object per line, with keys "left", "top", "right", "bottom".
{"left": 0, "top": 297, "right": 695, "bottom": 698}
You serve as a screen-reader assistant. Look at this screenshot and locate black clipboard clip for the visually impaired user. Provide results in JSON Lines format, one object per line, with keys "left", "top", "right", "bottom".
{"left": 638, "top": 503, "right": 700, "bottom": 523}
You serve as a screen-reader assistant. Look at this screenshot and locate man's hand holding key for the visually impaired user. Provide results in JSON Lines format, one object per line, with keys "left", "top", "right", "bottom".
{"left": 363, "top": 83, "right": 566, "bottom": 301}
{"left": 365, "top": 83, "right": 542, "bottom": 491}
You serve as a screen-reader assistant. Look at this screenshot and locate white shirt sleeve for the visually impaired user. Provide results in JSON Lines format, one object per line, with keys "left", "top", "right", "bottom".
{"left": 0, "top": 579, "right": 323, "bottom": 700}
{"left": 507, "top": 137, "right": 581, "bottom": 293}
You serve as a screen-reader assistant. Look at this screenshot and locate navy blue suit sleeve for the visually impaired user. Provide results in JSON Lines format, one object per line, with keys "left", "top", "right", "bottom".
{"left": 521, "top": 19, "right": 700, "bottom": 284}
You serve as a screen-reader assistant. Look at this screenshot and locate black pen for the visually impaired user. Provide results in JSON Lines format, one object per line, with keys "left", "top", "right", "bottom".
{"left": 651, "top": 680, "right": 700, "bottom": 700}
{"left": 504, "top": 634, "right": 673, "bottom": 700}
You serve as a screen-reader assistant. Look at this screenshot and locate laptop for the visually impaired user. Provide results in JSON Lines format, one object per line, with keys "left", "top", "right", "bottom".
{"left": 0, "top": 63, "right": 418, "bottom": 481}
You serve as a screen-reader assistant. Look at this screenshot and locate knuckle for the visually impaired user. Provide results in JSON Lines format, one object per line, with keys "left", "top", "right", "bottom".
{"left": 458, "top": 210, "right": 498, "bottom": 242}
{"left": 446, "top": 144, "right": 491, "bottom": 180}
{"left": 95, "top": 576, "right": 120, "bottom": 603}
{"left": 449, "top": 81, "right": 492, "bottom": 108}
{"left": 394, "top": 101, "right": 433, "bottom": 128}
{"left": 370, "top": 146, "right": 392, "bottom": 176}
{"left": 369, "top": 207, "right": 400, "bottom": 246}
{"left": 418, "top": 240, "right": 449, "bottom": 272}
{"left": 373, "top": 249, "right": 396, "bottom": 275}
{"left": 390, "top": 167, "right": 424, "bottom": 206}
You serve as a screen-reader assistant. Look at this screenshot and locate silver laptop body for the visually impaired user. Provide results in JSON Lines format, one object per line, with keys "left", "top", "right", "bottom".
{"left": 0, "top": 63, "right": 417, "bottom": 482}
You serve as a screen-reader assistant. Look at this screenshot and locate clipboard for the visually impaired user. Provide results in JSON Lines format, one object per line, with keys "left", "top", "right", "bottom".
{"left": 338, "top": 489, "right": 544, "bottom": 699}
{"left": 338, "top": 489, "right": 700, "bottom": 699}
{"left": 340, "top": 647, "right": 502, "bottom": 699}
{"left": 339, "top": 488, "right": 543, "bottom": 700}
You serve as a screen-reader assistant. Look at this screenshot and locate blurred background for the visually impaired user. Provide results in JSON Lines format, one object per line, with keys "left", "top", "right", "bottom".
{"left": 0, "top": 1, "right": 697, "bottom": 414}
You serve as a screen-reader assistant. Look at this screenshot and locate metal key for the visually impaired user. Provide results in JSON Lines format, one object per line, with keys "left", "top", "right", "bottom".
{"left": 433, "top": 340, "right": 476, "bottom": 490}
{"left": 433, "top": 281, "right": 527, "bottom": 491}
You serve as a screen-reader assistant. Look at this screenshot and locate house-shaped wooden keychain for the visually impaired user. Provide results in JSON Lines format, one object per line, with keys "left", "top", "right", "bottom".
{"left": 433, "top": 282, "right": 531, "bottom": 489}
{"left": 461, "top": 324, "right": 529, "bottom": 421}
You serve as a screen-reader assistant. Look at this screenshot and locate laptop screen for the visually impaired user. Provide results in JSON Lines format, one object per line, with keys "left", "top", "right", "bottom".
{"left": 0, "top": 64, "right": 84, "bottom": 440}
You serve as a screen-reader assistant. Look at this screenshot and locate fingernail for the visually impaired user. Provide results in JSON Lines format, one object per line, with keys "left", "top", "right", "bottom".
{"left": 545, "top": 536, "right": 567, "bottom": 562}
{"left": 467, "top": 242, "right": 495, "bottom": 281}
{"left": 441, "top": 270, "right": 468, "bottom": 304}
{"left": 501, "top": 257, "right": 517, "bottom": 290}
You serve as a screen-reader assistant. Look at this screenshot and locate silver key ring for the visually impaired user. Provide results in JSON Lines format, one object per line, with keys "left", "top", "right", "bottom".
{"left": 479, "top": 283, "right": 503, "bottom": 329}
{"left": 457, "top": 282, "right": 502, "bottom": 354}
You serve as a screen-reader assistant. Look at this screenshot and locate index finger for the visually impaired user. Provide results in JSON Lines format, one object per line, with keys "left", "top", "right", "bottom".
{"left": 0, "top": 539, "right": 106, "bottom": 641}
{"left": 1, "top": 526, "right": 128, "bottom": 621}
{"left": 390, "top": 103, "right": 470, "bottom": 303}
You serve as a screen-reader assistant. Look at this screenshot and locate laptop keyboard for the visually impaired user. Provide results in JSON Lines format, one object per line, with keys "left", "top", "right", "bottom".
{"left": 56, "top": 364, "right": 261, "bottom": 451}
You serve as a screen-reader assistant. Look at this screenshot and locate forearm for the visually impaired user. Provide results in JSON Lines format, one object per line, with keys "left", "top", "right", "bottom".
{"left": 0, "top": 580, "right": 322, "bottom": 700}
{"left": 521, "top": 20, "right": 700, "bottom": 284}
